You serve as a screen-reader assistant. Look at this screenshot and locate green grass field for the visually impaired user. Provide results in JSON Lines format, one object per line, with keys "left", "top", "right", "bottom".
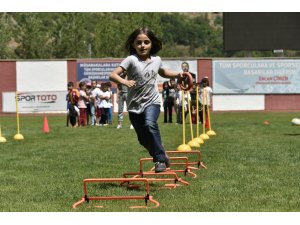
{"left": 0, "top": 111, "right": 300, "bottom": 212}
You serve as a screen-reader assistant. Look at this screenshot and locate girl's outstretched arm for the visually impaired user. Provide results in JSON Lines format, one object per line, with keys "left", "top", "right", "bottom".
{"left": 158, "top": 68, "right": 182, "bottom": 79}
{"left": 110, "top": 66, "right": 136, "bottom": 87}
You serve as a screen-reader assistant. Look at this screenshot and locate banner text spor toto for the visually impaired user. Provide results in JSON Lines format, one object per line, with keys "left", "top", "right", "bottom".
{"left": 213, "top": 59, "right": 300, "bottom": 94}
{"left": 2, "top": 91, "right": 67, "bottom": 113}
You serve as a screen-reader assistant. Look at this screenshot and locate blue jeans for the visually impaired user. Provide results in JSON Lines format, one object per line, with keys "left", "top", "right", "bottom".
{"left": 90, "top": 103, "right": 96, "bottom": 125}
{"left": 108, "top": 107, "right": 112, "bottom": 124}
{"left": 129, "top": 104, "right": 167, "bottom": 163}
{"left": 118, "top": 92, "right": 128, "bottom": 122}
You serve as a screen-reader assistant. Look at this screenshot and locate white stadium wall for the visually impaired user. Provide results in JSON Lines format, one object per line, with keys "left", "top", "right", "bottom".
{"left": 213, "top": 95, "right": 265, "bottom": 111}
{"left": 16, "top": 61, "right": 67, "bottom": 92}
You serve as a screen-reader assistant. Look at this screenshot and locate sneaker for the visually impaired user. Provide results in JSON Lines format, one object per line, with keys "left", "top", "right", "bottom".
{"left": 154, "top": 162, "right": 167, "bottom": 173}
{"left": 117, "top": 124, "right": 122, "bottom": 129}
{"left": 130, "top": 125, "right": 134, "bottom": 129}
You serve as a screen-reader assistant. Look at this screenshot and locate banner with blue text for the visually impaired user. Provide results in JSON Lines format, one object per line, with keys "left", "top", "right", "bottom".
{"left": 213, "top": 59, "right": 300, "bottom": 94}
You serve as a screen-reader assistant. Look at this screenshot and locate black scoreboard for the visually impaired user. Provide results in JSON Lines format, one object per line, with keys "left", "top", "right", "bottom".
{"left": 223, "top": 13, "right": 300, "bottom": 51}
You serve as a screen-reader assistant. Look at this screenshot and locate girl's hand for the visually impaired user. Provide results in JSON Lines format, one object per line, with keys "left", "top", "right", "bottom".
{"left": 123, "top": 79, "right": 136, "bottom": 88}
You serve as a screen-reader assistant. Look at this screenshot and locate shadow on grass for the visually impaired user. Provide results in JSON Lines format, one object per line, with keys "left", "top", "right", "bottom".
{"left": 90, "top": 180, "right": 171, "bottom": 193}
{"left": 92, "top": 182, "right": 146, "bottom": 192}
{"left": 282, "top": 133, "right": 300, "bottom": 136}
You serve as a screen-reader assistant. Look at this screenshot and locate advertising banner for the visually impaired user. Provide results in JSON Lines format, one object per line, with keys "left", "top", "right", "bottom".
{"left": 16, "top": 61, "right": 67, "bottom": 92}
{"left": 77, "top": 60, "right": 121, "bottom": 82}
{"left": 2, "top": 91, "right": 67, "bottom": 113}
{"left": 213, "top": 59, "right": 300, "bottom": 94}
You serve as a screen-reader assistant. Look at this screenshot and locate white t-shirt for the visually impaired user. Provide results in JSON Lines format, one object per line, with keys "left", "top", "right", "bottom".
{"left": 99, "top": 91, "right": 111, "bottom": 108}
{"left": 120, "top": 54, "right": 162, "bottom": 114}
{"left": 92, "top": 87, "right": 103, "bottom": 108}
{"left": 199, "top": 86, "right": 213, "bottom": 106}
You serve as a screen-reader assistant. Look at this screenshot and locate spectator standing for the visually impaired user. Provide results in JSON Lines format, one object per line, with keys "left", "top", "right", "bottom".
{"left": 85, "top": 82, "right": 92, "bottom": 125}
{"left": 162, "top": 81, "right": 173, "bottom": 123}
{"left": 67, "top": 82, "right": 80, "bottom": 127}
{"left": 106, "top": 82, "right": 113, "bottom": 125}
{"left": 174, "top": 83, "right": 181, "bottom": 124}
{"left": 78, "top": 82, "right": 89, "bottom": 126}
{"left": 93, "top": 84, "right": 103, "bottom": 126}
{"left": 99, "top": 83, "right": 111, "bottom": 126}
{"left": 168, "top": 78, "right": 176, "bottom": 122}
{"left": 199, "top": 77, "right": 213, "bottom": 128}
{"left": 116, "top": 72, "right": 129, "bottom": 129}
{"left": 89, "top": 80, "right": 97, "bottom": 126}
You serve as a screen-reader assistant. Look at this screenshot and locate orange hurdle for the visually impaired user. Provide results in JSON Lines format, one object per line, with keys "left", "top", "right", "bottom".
{"left": 72, "top": 178, "right": 160, "bottom": 209}
{"left": 123, "top": 170, "right": 189, "bottom": 188}
{"left": 136, "top": 157, "right": 197, "bottom": 178}
{"left": 166, "top": 150, "right": 207, "bottom": 170}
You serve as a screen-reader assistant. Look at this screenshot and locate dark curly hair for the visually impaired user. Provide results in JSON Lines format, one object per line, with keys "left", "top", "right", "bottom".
{"left": 125, "top": 27, "right": 162, "bottom": 55}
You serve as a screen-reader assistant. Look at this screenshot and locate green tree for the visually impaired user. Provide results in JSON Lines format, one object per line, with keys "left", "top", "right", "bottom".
{"left": 50, "top": 13, "right": 91, "bottom": 59}
{"left": 14, "top": 13, "right": 51, "bottom": 59}
{"left": 0, "top": 13, "right": 13, "bottom": 59}
{"left": 160, "top": 13, "right": 219, "bottom": 57}
{"left": 202, "top": 27, "right": 224, "bottom": 57}
{"left": 93, "top": 13, "right": 122, "bottom": 58}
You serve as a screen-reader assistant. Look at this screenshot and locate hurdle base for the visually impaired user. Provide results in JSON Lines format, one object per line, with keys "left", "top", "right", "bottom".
{"left": 177, "top": 144, "right": 192, "bottom": 151}
{"left": 206, "top": 130, "right": 216, "bottom": 136}
{"left": 72, "top": 178, "right": 160, "bottom": 209}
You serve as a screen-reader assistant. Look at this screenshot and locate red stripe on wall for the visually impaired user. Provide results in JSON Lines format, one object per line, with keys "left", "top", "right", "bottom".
{"left": 197, "top": 59, "right": 212, "bottom": 85}
{"left": 265, "top": 95, "right": 300, "bottom": 111}
{"left": 0, "top": 61, "right": 16, "bottom": 112}
{"left": 67, "top": 60, "right": 77, "bottom": 87}
{"left": 197, "top": 59, "right": 213, "bottom": 109}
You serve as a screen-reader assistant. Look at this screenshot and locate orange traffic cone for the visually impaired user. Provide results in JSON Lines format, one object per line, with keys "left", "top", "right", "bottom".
{"left": 205, "top": 113, "right": 210, "bottom": 129}
{"left": 43, "top": 116, "right": 50, "bottom": 133}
